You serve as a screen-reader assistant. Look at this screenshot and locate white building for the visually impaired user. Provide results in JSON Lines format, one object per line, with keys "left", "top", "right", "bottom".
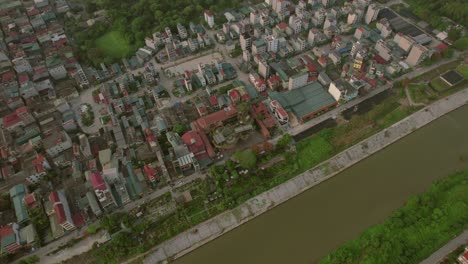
{"left": 365, "top": 4, "right": 380, "bottom": 24}
{"left": 204, "top": 10, "right": 214, "bottom": 28}
{"left": 288, "top": 71, "right": 308, "bottom": 90}
{"left": 265, "top": 35, "right": 279, "bottom": 53}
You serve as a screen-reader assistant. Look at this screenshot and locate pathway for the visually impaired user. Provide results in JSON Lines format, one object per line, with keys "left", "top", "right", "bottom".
{"left": 420, "top": 230, "right": 468, "bottom": 264}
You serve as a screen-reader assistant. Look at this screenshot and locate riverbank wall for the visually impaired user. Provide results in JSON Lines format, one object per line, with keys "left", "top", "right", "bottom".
{"left": 140, "top": 88, "right": 468, "bottom": 264}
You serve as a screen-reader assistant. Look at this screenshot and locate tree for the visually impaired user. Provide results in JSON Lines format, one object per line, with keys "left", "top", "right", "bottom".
{"left": 447, "top": 28, "right": 461, "bottom": 41}
{"left": 173, "top": 123, "right": 186, "bottom": 135}
{"left": 277, "top": 134, "right": 292, "bottom": 150}
{"left": 233, "top": 149, "right": 257, "bottom": 169}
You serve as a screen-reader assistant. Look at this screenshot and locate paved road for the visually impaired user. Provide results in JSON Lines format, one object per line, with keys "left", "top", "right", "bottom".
{"left": 420, "top": 230, "right": 468, "bottom": 264}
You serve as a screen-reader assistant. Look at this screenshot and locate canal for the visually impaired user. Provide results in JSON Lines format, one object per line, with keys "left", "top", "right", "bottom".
{"left": 173, "top": 104, "right": 468, "bottom": 264}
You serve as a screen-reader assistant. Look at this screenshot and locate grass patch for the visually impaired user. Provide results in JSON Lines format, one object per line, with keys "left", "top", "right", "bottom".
{"left": 96, "top": 31, "right": 132, "bottom": 59}
{"left": 430, "top": 77, "right": 450, "bottom": 92}
{"left": 457, "top": 65, "right": 468, "bottom": 79}
{"left": 296, "top": 136, "right": 334, "bottom": 171}
{"left": 413, "top": 61, "right": 460, "bottom": 82}
{"left": 320, "top": 170, "right": 468, "bottom": 264}
{"left": 408, "top": 83, "right": 429, "bottom": 103}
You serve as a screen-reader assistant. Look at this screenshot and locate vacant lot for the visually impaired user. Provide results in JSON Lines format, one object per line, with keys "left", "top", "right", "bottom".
{"left": 96, "top": 31, "right": 132, "bottom": 59}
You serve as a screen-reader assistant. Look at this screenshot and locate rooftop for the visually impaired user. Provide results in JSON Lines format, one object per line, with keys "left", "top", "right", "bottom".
{"left": 268, "top": 82, "right": 336, "bottom": 121}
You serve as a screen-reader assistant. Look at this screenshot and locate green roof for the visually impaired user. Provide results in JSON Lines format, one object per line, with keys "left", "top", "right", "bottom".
{"left": 9, "top": 185, "right": 29, "bottom": 224}
{"left": 268, "top": 82, "right": 336, "bottom": 120}
{"left": 126, "top": 163, "right": 143, "bottom": 199}
{"left": 1, "top": 233, "right": 16, "bottom": 251}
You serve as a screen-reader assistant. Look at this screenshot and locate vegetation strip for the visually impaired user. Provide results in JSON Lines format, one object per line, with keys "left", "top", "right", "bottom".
{"left": 320, "top": 169, "right": 468, "bottom": 264}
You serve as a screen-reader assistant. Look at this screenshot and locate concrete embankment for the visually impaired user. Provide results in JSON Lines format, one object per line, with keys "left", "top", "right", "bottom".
{"left": 140, "top": 88, "right": 468, "bottom": 264}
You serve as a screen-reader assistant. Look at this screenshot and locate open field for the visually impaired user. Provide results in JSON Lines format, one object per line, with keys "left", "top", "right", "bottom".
{"left": 431, "top": 78, "right": 451, "bottom": 92}
{"left": 96, "top": 31, "right": 132, "bottom": 59}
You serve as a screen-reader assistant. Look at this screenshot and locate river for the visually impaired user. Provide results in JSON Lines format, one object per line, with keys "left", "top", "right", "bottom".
{"left": 173, "top": 105, "right": 468, "bottom": 264}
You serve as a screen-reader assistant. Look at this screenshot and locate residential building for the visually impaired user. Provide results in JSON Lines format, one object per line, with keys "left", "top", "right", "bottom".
{"left": 375, "top": 39, "right": 392, "bottom": 61}
{"left": 46, "top": 56, "right": 67, "bottom": 80}
{"left": 365, "top": 4, "right": 380, "bottom": 24}
{"left": 259, "top": 60, "right": 270, "bottom": 78}
{"left": 268, "top": 82, "right": 337, "bottom": 123}
{"left": 288, "top": 71, "right": 309, "bottom": 90}
{"left": 177, "top": 23, "right": 188, "bottom": 39}
{"left": 44, "top": 131, "right": 72, "bottom": 157}
{"left": 193, "top": 105, "right": 238, "bottom": 131}
{"left": 240, "top": 33, "right": 252, "bottom": 51}
{"left": 405, "top": 44, "right": 429, "bottom": 67}
{"left": 27, "top": 154, "right": 51, "bottom": 184}
{"left": 321, "top": 0, "right": 335, "bottom": 7}
{"left": 394, "top": 33, "right": 415, "bottom": 53}
{"left": 9, "top": 185, "right": 29, "bottom": 224}
{"left": 376, "top": 19, "right": 392, "bottom": 38}
{"left": 204, "top": 10, "right": 214, "bottom": 28}
{"left": 0, "top": 223, "right": 22, "bottom": 255}
{"left": 166, "top": 43, "right": 176, "bottom": 61}
{"left": 252, "top": 40, "right": 267, "bottom": 56}
{"left": 12, "top": 57, "right": 32, "bottom": 74}
{"left": 354, "top": 26, "right": 369, "bottom": 40}
{"left": 49, "top": 191, "right": 75, "bottom": 231}
{"left": 265, "top": 35, "right": 279, "bottom": 53}
{"left": 328, "top": 80, "right": 358, "bottom": 102}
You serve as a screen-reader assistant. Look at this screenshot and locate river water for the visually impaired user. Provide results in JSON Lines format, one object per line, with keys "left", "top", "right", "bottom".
{"left": 173, "top": 105, "right": 468, "bottom": 264}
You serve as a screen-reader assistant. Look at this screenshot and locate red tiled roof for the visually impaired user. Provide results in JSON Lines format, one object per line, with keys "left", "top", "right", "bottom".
{"left": 277, "top": 107, "right": 288, "bottom": 119}
{"left": 145, "top": 128, "right": 155, "bottom": 143}
{"left": 318, "top": 56, "right": 327, "bottom": 65}
{"left": 15, "top": 106, "right": 28, "bottom": 115}
{"left": 0, "top": 225, "right": 14, "bottom": 238}
{"left": 373, "top": 55, "right": 387, "bottom": 64}
{"left": 307, "top": 64, "right": 317, "bottom": 72}
{"left": 195, "top": 105, "right": 237, "bottom": 131}
{"left": 54, "top": 203, "right": 66, "bottom": 224}
{"left": 72, "top": 213, "right": 85, "bottom": 227}
{"left": 89, "top": 172, "right": 106, "bottom": 191}
{"left": 23, "top": 193, "right": 37, "bottom": 209}
{"left": 2, "top": 112, "right": 22, "bottom": 128}
{"left": 204, "top": 10, "right": 213, "bottom": 16}
{"left": 143, "top": 164, "right": 158, "bottom": 182}
{"left": 209, "top": 95, "right": 218, "bottom": 106}
{"left": 32, "top": 154, "right": 47, "bottom": 174}
{"left": 268, "top": 75, "right": 280, "bottom": 83}
{"left": 49, "top": 191, "right": 60, "bottom": 204}
{"left": 277, "top": 22, "right": 288, "bottom": 29}
{"left": 2, "top": 71, "right": 15, "bottom": 83}
{"left": 182, "top": 131, "right": 206, "bottom": 156}
{"left": 228, "top": 89, "right": 240, "bottom": 101}
{"left": 197, "top": 128, "right": 216, "bottom": 158}
{"left": 18, "top": 74, "right": 29, "bottom": 85}
{"left": 435, "top": 43, "right": 448, "bottom": 52}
